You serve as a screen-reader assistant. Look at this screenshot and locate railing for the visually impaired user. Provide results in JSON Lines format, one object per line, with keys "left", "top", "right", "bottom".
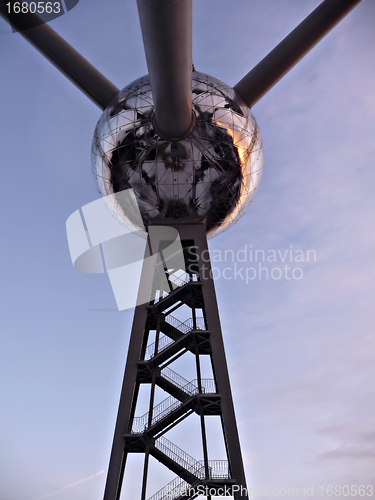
{"left": 131, "top": 388, "right": 197, "bottom": 434}
{"left": 145, "top": 315, "right": 205, "bottom": 360}
{"left": 160, "top": 367, "right": 199, "bottom": 395}
{"left": 183, "top": 317, "right": 206, "bottom": 330}
{"left": 131, "top": 375, "right": 216, "bottom": 434}
{"left": 206, "top": 460, "right": 231, "bottom": 479}
{"left": 155, "top": 436, "right": 202, "bottom": 476}
{"left": 165, "top": 314, "right": 191, "bottom": 334}
{"left": 147, "top": 460, "right": 231, "bottom": 500}
{"left": 160, "top": 367, "right": 216, "bottom": 395}
{"left": 168, "top": 272, "right": 190, "bottom": 288}
{"left": 145, "top": 334, "right": 173, "bottom": 360}
{"left": 154, "top": 438, "right": 227, "bottom": 481}
{"left": 154, "top": 271, "right": 199, "bottom": 303}
{"left": 148, "top": 475, "right": 190, "bottom": 500}
{"left": 132, "top": 395, "right": 185, "bottom": 434}
{"left": 169, "top": 271, "right": 199, "bottom": 288}
{"left": 166, "top": 315, "right": 206, "bottom": 333}
{"left": 191, "top": 379, "right": 217, "bottom": 394}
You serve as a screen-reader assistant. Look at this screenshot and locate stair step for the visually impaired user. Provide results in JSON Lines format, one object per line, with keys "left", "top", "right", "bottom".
{"left": 155, "top": 375, "right": 192, "bottom": 402}
{"left": 145, "top": 332, "right": 194, "bottom": 368}
{"left": 150, "top": 399, "right": 196, "bottom": 436}
{"left": 150, "top": 282, "right": 203, "bottom": 314}
{"left": 159, "top": 321, "right": 185, "bottom": 341}
{"left": 150, "top": 284, "right": 191, "bottom": 313}
{"left": 150, "top": 447, "right": 200, "bottom": 485}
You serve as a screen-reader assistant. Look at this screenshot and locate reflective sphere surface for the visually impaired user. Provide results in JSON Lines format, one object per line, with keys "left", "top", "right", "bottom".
{"left": 92, "top": 72, "right": 263, "bottom": 238}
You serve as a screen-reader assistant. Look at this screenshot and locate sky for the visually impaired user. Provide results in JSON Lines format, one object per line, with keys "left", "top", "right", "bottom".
{"left": 1, "top": 0, "right": 375, "bottom": 499}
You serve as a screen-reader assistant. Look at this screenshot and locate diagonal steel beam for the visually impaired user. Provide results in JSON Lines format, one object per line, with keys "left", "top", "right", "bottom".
{"left": 0, "top": 2, "right": 119, "bottom": 109}
{"left": 233, "top": 0, "right": 362, "bottom": 108}
{"left": 137, "top": 0, "right": 193, "bottom": 140}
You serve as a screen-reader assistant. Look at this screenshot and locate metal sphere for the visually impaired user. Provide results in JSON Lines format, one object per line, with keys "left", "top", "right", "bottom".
{"left": 92, "top": 72, "right": 263, "bottom": 238}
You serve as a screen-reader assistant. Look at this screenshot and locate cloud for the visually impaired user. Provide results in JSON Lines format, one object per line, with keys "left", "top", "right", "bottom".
{"left": 314, "top": 426, "right": 375, "bottom": 462}
{"left": 317, "top": 447, "right": 375, "bottom": 461}
{"left": 34, "top": 470, "right": 104, "bottom": 500}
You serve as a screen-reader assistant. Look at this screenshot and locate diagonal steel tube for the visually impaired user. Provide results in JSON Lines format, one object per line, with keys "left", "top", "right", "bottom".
{"left": 137, "top": 0, "right": 193, "bottom": 140}
{"left": 0, "top": 3, "right": 119, "bottom": 109}
{"left": 233, "top": 0, "right": 362, "bottom": 108}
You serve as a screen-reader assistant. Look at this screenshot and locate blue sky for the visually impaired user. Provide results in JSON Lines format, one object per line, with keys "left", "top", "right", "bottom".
{"left": 1, "top": 1, "right": 374, "bottom": 499}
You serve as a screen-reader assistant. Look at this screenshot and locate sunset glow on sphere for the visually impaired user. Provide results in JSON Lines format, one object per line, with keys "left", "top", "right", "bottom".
{"left": 92, "top": 72, "right": 263, "bottom": 238}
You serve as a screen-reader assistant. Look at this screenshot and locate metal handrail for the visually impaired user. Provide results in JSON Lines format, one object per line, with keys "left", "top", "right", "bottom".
{"left": 205, "top": 460, "right": 231, "bottom": 479}
{"left": 191, "top": 379, "right": 217, "bottom": 394}
{"left": 168, "top": 272, "right": 190, "bottom": 288}
{"left": 154, "top": 271, "right": 199, "bottom": 303}
{"left": 155, "top": 436, "right": 201, "bottom": 475}
{"left": 154, "top": 273, "right": 189, "bottom": 305}
{"left": 131, "top": 376, "right": 216, "bottom": 433}
{"left": 148, "top": 475, "right": 190, "bottom": 500}
{"left": 147, "top": 460, "right": 231, "bottom": 500}
{"left": 131, "top": 384, "right": 197, "bottom": 434}
{"left": 145, "top": 316, "right": 205, "bottom": 360}
{"left": 145, "top": 334, "right": 173, "bottom": 360}
{"left": 165, "top": 314, "right": 191, "bottom": 334}
{"left": 131, "top": 395, "right": 186, "bottom": 434}
{"left": 161, "top": 367, "right": 198, "bottom": 395}
{"left": 160, "top": 367, "right": 216, "bottom": 396}
{"left": 166, "top": 315, "right": 206, "bottom": 332}
{"left": 183, "top": 317, "right": 206, "bottom": 330}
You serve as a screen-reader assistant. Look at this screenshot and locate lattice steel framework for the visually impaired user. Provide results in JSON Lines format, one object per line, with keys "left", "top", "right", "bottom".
{"left": 103, "top": 224, "right": 248, "bottom": 500}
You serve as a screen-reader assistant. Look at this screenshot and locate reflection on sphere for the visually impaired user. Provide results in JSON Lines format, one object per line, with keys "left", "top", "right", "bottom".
{"left": 92, "top": 72, "right": 263, "bottom": 238}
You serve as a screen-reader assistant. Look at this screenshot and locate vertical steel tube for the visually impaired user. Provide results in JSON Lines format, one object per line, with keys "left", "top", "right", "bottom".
{"left": 103, "top": 243, "right": 152, "bottom": 500}
{"left": 137, "top": 0, "right": 193, "bottom": 139}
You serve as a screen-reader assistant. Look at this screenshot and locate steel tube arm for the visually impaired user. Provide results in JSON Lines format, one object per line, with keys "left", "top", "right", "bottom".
{"left": 0, "top": 3, "right": 119, "bottom": 109}
{"left": 137, "top": 0, "right": 193, "bottom": 140}
{"left": 233, "top": 0, "right": 362, "bottom": 108}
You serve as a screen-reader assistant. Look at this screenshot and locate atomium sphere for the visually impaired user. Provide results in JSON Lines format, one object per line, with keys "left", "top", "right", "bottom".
{"left": 92, "top": 71, "right": 263, "bottom": 238}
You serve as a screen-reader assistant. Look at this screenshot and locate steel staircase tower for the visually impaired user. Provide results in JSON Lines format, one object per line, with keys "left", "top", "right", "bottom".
{"left": 103, "top": 224, "right": 248, "bottom": 500}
